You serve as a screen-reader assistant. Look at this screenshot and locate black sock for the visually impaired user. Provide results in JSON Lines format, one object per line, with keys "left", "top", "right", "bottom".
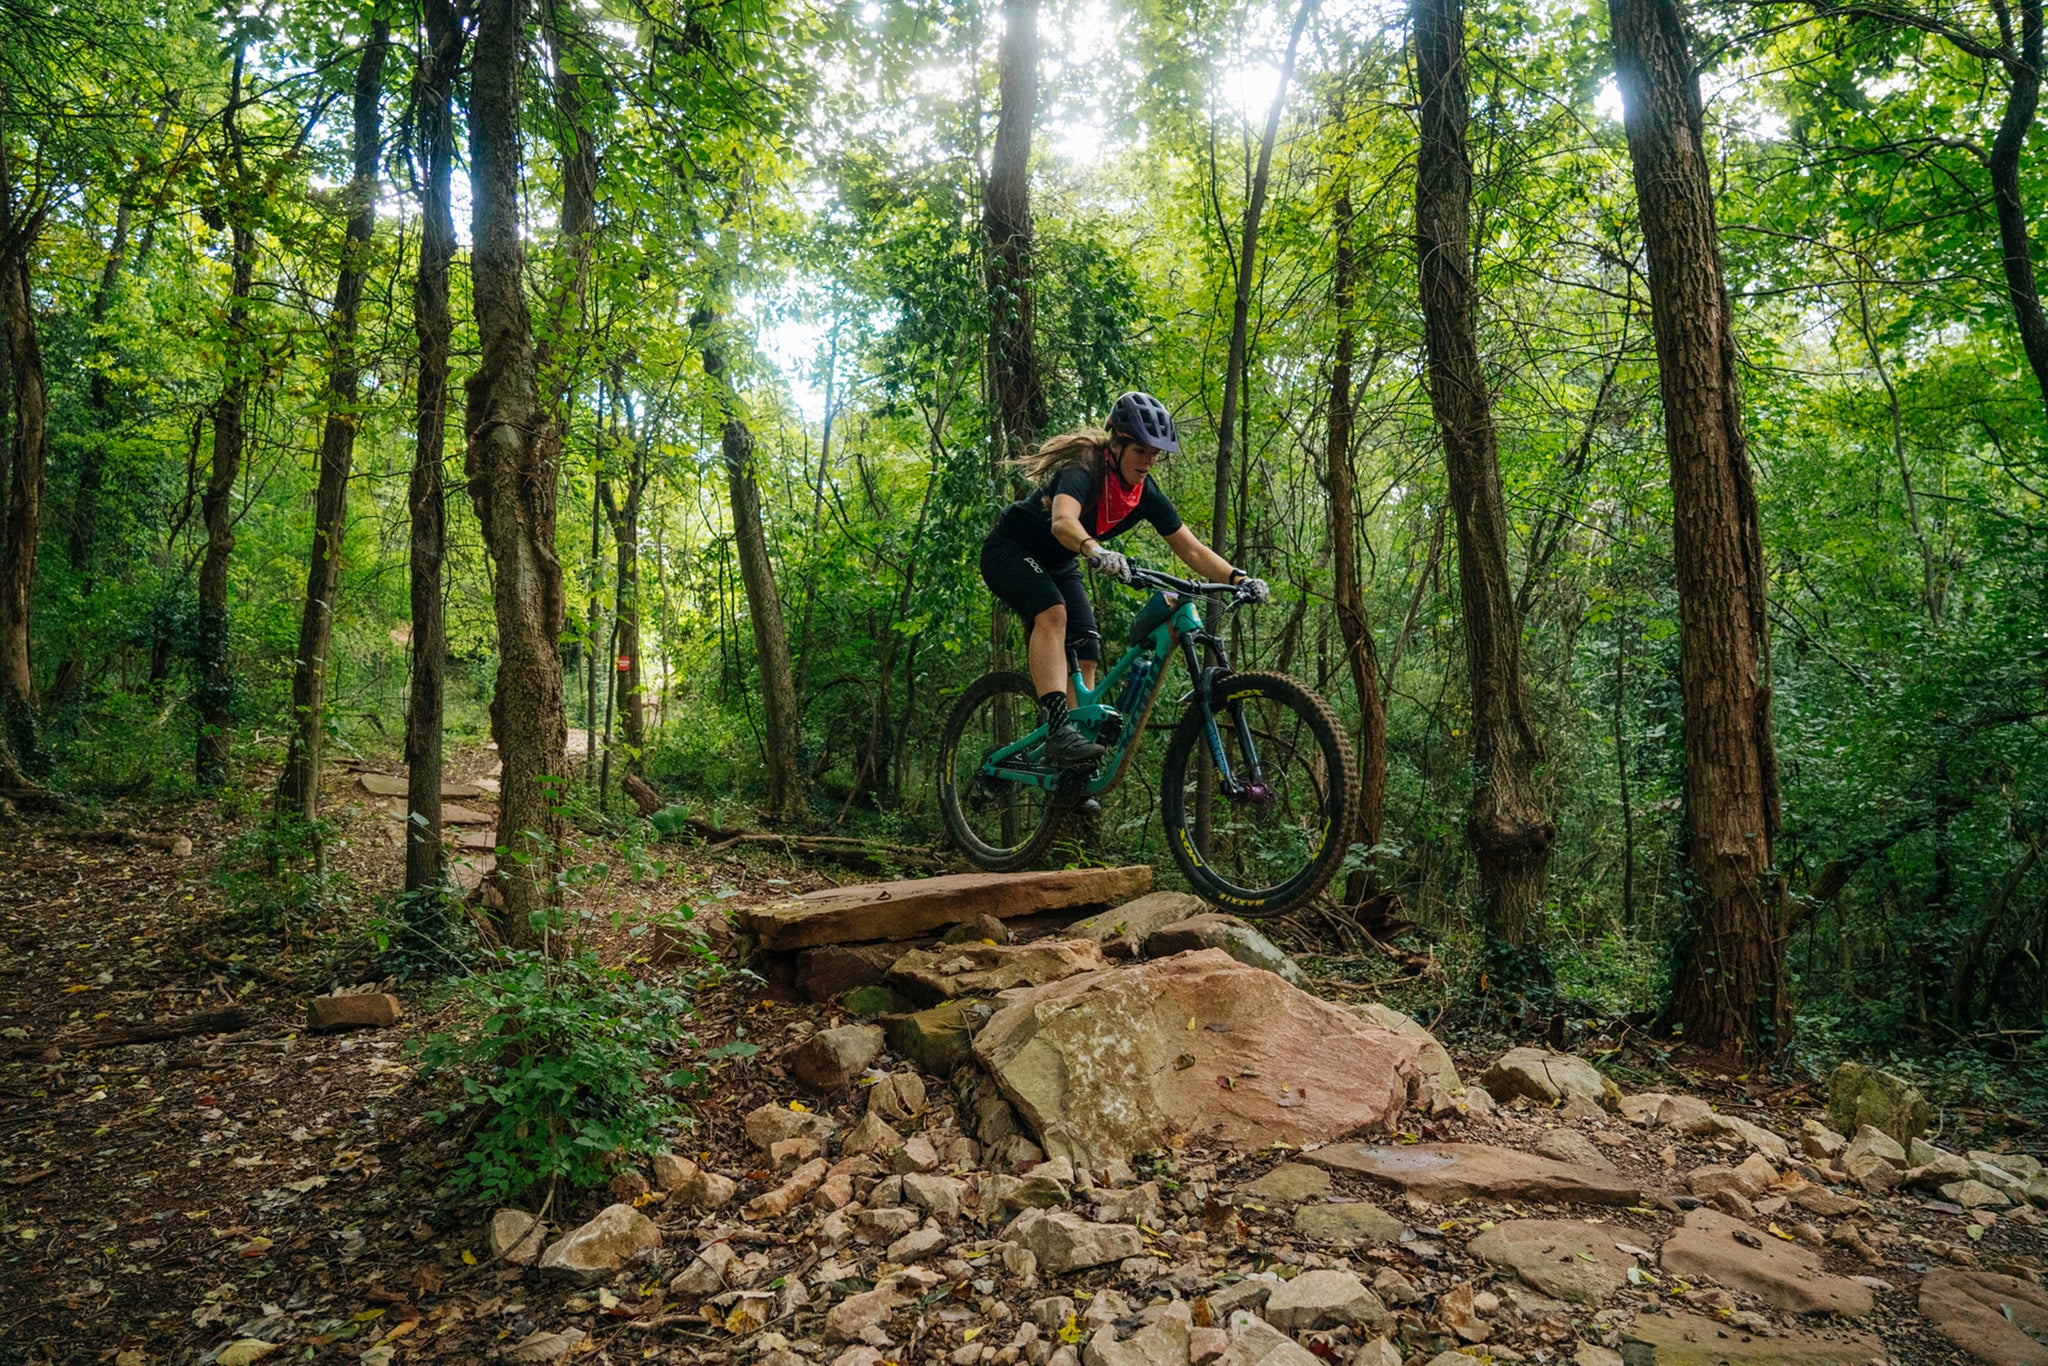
{"left": 1040, "top": 691, "right": 1068, "bottom": 728}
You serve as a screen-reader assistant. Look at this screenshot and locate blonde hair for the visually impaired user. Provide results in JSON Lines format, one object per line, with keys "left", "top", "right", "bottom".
{"left": 1006, "top": 427, "right": 1110, "bottom": 484}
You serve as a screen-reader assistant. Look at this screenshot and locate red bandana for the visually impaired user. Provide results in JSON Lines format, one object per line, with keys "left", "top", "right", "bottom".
{"left": 1094, "top": 463, "right": 1144, "bottom": 536}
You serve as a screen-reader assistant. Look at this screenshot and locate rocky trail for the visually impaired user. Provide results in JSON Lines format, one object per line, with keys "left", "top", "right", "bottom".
{"left": 0, "top": 790, "right": 2044, "bottom": 1366}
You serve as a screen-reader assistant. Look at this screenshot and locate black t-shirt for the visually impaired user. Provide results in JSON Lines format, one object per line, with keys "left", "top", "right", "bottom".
{"left": 990, "top": 460, "right": 1185, "bottom": 568}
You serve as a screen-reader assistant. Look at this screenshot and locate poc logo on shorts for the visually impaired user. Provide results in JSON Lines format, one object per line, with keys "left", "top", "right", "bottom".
{"left": 1024, "top": 557, "right": 1044, "bottom": 573}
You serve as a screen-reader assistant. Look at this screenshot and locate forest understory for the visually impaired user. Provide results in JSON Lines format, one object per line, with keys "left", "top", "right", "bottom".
{"left": 1, "top": 767, "right": 2044, "bottom": 1366}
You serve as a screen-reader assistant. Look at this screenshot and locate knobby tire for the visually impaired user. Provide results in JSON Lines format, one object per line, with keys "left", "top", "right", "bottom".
{"left": 1160, "top": 669, "right": 1356, "bottom": 915}
{"left": 938, "top": 670, "right": 1073, "bottom": 872}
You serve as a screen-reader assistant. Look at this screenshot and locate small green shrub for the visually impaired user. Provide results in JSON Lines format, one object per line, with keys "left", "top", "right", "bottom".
{"left": 213, "top": 812, "right": 333, "bottom": 930}
{"left": 369, "top": 883, "right": 479, "bottom": 980}
{"left": 416, "top": 947, "right": 707, "bottom": 1203}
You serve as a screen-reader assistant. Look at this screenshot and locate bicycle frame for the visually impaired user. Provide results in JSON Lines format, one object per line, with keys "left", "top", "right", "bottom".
{"left": 975, "top": 575, "right": 1270, "bottom": 800}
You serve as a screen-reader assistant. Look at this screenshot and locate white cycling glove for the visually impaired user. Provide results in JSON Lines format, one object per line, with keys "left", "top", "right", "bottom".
{"left": 1236, "top": 575, "right": 1271, "bottom": 603}
{"left": 1087, "top": 547, "right": 1133, "bottom": 583}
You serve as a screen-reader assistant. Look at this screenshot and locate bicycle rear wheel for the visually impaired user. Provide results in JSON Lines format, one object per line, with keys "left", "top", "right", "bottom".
{"left": 1160, "top": 670, "right": 1356, "bottom": 914}
{"left": 938, "top": 671, "right": 1071, "bottom": 871}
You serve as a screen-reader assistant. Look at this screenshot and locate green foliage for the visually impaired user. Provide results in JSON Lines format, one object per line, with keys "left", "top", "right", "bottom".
{"left": 369, "top": 884, "right": 480, "bottom": 982}
{"left": 416, "top": 948, "right": 708, "bottom": 1204}
{"left": 212, "top": 813, "right": 334, "bottom": 932}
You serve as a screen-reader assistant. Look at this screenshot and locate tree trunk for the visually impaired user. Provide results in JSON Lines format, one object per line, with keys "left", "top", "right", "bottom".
{"left": 466, "top": 0, "right": 569, "bottom": 943}
{"left": 1324, "top": 181, "right": 1389, "bottom": 858}
{"left": 700, "top": 314, "right": 804, "bottom": 821}
{"left": 1989, "top": 0, "right": 2048, "bottom": 415}
{"left": 602, "top": 389, "right": 648, "bottom": 768}
{"left": 0, "top": 91, "right": 48, "bottom": 767}
{"left": 1611, "top": 0, "right": 1789, "bottom": 1054}
{"left": 196, "top": 49, "right": 255, "bottom": 790}
{"left": 281, "top": 24, "right": 389, "bottom": 826}
{"left": 538, "top": 0, "right": 597, "bottom": 411}
{"left": 1211, "top": 0, "right": 1318, "bottom": 551}
{"left": 983, "top": 0, "right": 1045, "bottom": 462}
{"left": 1414, "top": 0, "right": 1555, "bottom": 972}
{"left": 406, "top": 0, "right": 463, "bottom": 894}
{"left": 0, "top": 235, "right": 46, "bottom": 768}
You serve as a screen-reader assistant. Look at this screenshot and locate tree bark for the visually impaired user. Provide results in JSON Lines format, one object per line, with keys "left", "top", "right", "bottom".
{"left": 0, "top": 89, "right": 49, "bottom": 767}
{"left": 1611, "top": 0, "right": 1790, "bottom": 1054}
{"left": 196, "top": 49, "right": 255, "bottom": 790}
{"left": 983, "top": 0, "right": 1045, "bottom": 462}
{"left": 281, "top": 24, "right": 389, "bottom": 826}
{"left": 466, "top": 0, "right": 570, "bottom": 942}
{"left": 537, "top": 0, "right": 597, "bottom": 407}
{"left": 601, "top": 387, "right": 648, "bottom": 768}
{"left": 1212, "top": 0, "right": 1318, "bottom": 550}
{"left": 406, "top": 0, "right": 463, "bottom": 894}
{"left": 1989, "top": 0, "right": 2048, "bottom": 413}
{"left": 1414, "top": 0, "right": 1555, "bottom": 969}
{"left": 700, "top": 312, "right": 804, "bottom": 821}
{"left": 0, "top": 231, "right": 46, "bottom": 768}
{"left": 1324, "top": 181, "right": 1389, "bottom": 858}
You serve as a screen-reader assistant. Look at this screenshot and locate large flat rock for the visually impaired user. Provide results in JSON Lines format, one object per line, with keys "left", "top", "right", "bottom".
{"left": 1624, "top": 1311, "right": 1886, "bottom": 1365}
{"left": 1659, "top": 1208, "right": 1873, "bottom": 1316}
{"left": 971, "top": 948, "right": 1422, "bottom": 1167}
{"left": 1918, "top": 1270, "right": 2048, "bottom": 1365}
{"left": 887, "top": 938, "right": 1107, "bottom": 1005}
{"left": 357, "top": 771, "right": 484, "bottom": 799}
{"left": 1467, "top": 1219, "right": 1635, "bottom": 1304}
{"left": 1304, "top": 1142, "right": 1641, "bottom": 1206}
{"left": 744, "top": 867, "right": 1153, "bottom": 950}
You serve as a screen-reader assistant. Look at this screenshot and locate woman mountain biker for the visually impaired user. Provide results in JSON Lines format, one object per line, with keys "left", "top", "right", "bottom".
{"left": 979, "top": 389, "right": 1269, "bottom": 768}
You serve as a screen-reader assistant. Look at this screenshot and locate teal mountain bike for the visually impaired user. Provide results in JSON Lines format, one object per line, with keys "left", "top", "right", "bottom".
{"left": 938, "top": 567, "right": 1358, "bottom": 915}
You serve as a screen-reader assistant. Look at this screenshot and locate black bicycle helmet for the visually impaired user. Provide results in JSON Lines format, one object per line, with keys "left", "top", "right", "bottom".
{"left": 1107, "top": 390, "right": 1180, "bottom": 454}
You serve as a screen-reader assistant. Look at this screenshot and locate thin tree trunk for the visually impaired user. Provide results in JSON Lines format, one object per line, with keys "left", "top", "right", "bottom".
{"left": 196, "top": 49, "right": 255, "bottom": 790}
{"left": 1211, "top": 0, "right": 1317, "bottom": 551}
{"left": 538, "top": 0, "right": 597, "bottom": 405}
{"left": 1325, "top": 181, "right": 1390, "bottom": 863}
{"left": 467, "top": 0, "right": 570, "bottom": 944}
{"left": 983, "top": 0, "right": 1045, "bottom": 463}
{"left": 602, "top": 387, "right": 648, "bottom": 768}
{"left": 281, "top": 24, "right": 389, "bottom": 827}
{"left": 406, "top": 0, "right": 463, "bottom": 894}
{"left": 1989, "top": 0, "right": 2048, "bottom": 415}
{"left": 1414, "top": 0, "right": 1555, "bottom": 971}
{"left": 585, "top": 476, "right": 601, "bottom": 781}
{"left": 1850, "top": 269, "right": 1942, "bottom": 624}
{"left": 1612, "top": 0, "right": 1789, "bottom": 1054}
{"left": 699, "top": 307, "right": 804, "bottom": 821}
{"left": 794, "top": 321, "right": 839, "bottom": 698}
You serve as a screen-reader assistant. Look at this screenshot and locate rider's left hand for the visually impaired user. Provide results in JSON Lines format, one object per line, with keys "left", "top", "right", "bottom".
{"left": 1238, "top": 576, "right": 1271, "bottom": 603}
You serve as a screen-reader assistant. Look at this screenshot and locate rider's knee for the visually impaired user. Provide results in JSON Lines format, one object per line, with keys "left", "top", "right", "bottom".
{"left": 1035, "top": 603, "right": 1068, "bottom": 634}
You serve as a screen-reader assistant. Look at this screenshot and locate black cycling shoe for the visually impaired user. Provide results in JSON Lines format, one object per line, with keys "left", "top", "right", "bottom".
{"left": 1043, "top": 720, "right": 1106, "bottom": 769}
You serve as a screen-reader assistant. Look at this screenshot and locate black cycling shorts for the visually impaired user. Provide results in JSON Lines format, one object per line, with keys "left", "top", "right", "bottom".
{"left": 979, "top": 535, "right": 1100, "bottom": 662}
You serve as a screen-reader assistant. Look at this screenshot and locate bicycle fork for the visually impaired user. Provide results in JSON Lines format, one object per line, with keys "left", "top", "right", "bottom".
{"left": 1178, "top": 631, "right": 1271, "bottom": 803}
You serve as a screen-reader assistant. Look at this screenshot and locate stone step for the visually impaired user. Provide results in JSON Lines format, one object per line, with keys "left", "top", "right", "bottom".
{"left": 356, "top": 771, "right": 485, "bottom": 799}
{"left": 742, "top": 866, "right": 1153, "bottom": 950}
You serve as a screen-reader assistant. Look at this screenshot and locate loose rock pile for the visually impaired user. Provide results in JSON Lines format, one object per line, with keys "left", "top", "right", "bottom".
{"left": 484, "top": 882, "right": 2045, "bottom": 1366}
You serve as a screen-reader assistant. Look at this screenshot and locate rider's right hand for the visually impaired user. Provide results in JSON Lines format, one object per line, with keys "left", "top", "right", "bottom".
{"left": 1087, "top": 547, "right": 1133, "bottom": 583}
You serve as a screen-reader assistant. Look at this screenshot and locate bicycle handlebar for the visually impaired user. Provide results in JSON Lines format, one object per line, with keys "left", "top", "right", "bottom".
{"left": 1125, "top": 565, "right": 1255, "bottom": 601}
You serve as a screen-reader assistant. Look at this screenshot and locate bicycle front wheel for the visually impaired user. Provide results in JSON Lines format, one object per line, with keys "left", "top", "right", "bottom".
{"left": 1160, "top": 670, "right": 1356, "bottom": 915}
{"left": 938, "top": 670, "right": 1070, "bottom": 871}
